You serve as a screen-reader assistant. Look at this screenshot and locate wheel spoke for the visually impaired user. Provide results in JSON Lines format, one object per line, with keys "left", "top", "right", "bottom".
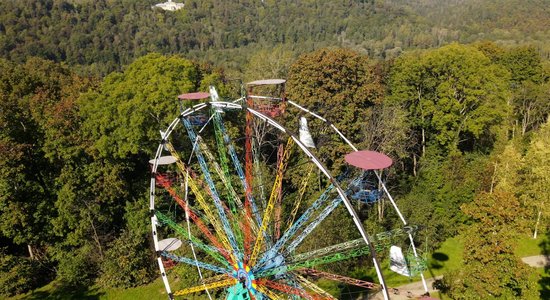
{"left": 282, "top": 176, "right": 364, "bottom": 257}
{"left": 161, "top": 251, "right": 229, "bottom": 274}
{"left": 156, "top": 172, "right": 234, "bottom": 263}
{"left": 257, "top": 246, "right": 371, "bottom": 278}
{"left": 299, "top": 268, "right": 377, "bottom": 289}
{"left": 255, "top": 184, "right": 335, "bottom": 270}
{"left": 282, "top": 195, "right": 343, "bottom": 256}
{"left": 155, "top": 210, "right": 230, "bottom": 267}
{"left": 182, "top": 117, "right": 241, "bottom": 260}
{"left": 289, "top": 238, "right": 364, "bottom": 264}
{"left": 165, "top": 141, "right": 237, "bottom": 261}
{"left": 286, "top": 164, "right": 315, "bottom": 232}
{"left": 250, "top": 137, "right": 293, "bottom": 267}
{"left": 195, "top": 124, "right": 246, "bottom": 253}
{"left": 217, "top": 109, "right": 262, "bottom": 226}
{"left": 255, "top": 285, "right": 283, "bottom": 300}
{"left": 259, "top": 279, "right": 315, "bottom": 300}
{"left": 173, "top": 277, "right": 237, "bottom": 296}
{"left": 294, "top": 274, "right": 337, "bottom": 300}
{"left": 215, "top": 111, "right": 263, "bottom": 262}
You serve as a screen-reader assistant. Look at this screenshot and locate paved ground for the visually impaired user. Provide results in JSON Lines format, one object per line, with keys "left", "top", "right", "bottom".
{"left": 369, "top": 255, "right": 549, "bottom": 300}
{"left": 370, "top": 276, "right": 442, "bottom": 300}
{"left": 521, "top": 255, "right": 549, "bottom": 268}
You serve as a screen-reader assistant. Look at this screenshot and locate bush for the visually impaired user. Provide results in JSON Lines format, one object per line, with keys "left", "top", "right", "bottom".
{"left": 98, "top": 230, "right": 155, "bottom": 288}
{"left": 56, "top": 244, "right": 98, "bottom": 287}
{"left": 0, "top": 249, "right": 50, "bottom": 297}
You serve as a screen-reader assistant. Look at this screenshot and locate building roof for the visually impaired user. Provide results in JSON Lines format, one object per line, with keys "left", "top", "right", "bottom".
{"left": 153, "top": 0, "right": 184, "bottom": 11}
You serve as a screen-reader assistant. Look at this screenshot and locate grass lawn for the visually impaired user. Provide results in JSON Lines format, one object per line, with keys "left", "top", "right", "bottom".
{"left": 100, "top": 279, "right": 168, "bottom": 300}
{"left": 8, "top": 280, "right": 104, "bottom": 300}
{"left": 360, "top": 236, "right": 466, "bottom": 288}
{"left": 8, "top": 279, "right": 169, "bottom": 300}
{"left": 426, "top": 236, "right": 464, "bottom": 278}
{"left": 515, "top": 233, "right": 548, "bottom": 257}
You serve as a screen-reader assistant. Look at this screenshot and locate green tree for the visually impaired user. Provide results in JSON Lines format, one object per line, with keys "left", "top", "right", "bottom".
{"left": 244, "top": 46, "right": 296, "bottom": 82}
{"left": 443, "top": 191, "right": 539, "bottom": 299}
{"left": 399, "top": 152, "right": 490, "bottom": 246}
{"left": 80, "top": 53, "right": 200, "bottom": 159}
{"left": 0, "top": 58, "right": 94, "bottom": 256}
{"left": 512, "top": 80, "right": 550, "bottom": 136}
{"left": 501, "top": 46, "right": 544, "bottom": 85}
{"left": 0, "top": 248, "right": 48, "bottom": 297}
{"left": 522, "top": 119, "right": 550, "bottom": 238}
{"left": 286, "top": 48, "right": 384, "bottom": 171}
{"left": 98, "top": 200, "right": 154, "bottom": 288}
{"left": 389, "top": 43, "right": 511, "bottom": 157}
{"left": 0, "top": 57, "right": 102, "bottom": 292}
{"left": 490, "top": 143, "right": 523, "bottom": 194}
{"left": 73, "top": 53, "right": 215, "bottom": 288}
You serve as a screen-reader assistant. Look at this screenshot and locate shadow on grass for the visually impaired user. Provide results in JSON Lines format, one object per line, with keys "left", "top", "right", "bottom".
{"left": 429, "top": 252, "right": 449, "bottom": 270}
{"left": 540, "top": 230, "right": 550, "bottom": 299}
{"left": 21, "top": 282, "right": 104, "bottom": 300}
{"left": 427, "top": 252, "right": 449, "bottom": 299}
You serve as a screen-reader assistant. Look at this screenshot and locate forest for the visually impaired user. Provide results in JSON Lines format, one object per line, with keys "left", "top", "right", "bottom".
{"left": 1, "top": 0, "right": 549, "bottom": 299}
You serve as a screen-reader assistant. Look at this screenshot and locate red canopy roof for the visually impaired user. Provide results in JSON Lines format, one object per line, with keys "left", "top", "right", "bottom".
{"left": 345, "top": 150, "right": 393, "bottom": 170}
{"left": 177, "top": 92, "right": 210, "bottom": 100}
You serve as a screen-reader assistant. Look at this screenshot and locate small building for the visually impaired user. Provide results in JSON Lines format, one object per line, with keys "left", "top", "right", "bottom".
{"left": 152, "top": 0, "right": 184, "bottom": 11}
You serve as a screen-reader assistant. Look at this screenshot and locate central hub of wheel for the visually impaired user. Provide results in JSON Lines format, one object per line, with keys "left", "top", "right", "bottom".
{"left": 232, "top": 261, "right": 257, "bottom": 292}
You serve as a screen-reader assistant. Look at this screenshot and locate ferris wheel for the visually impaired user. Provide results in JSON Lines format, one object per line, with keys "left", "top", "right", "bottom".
{"left": 149, "top": 80, "right": 427, "bottom": 300}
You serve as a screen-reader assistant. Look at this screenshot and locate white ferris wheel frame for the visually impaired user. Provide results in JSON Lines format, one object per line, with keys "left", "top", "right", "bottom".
{"left": 149, "top": 99, "right": 427, "bottom": 300}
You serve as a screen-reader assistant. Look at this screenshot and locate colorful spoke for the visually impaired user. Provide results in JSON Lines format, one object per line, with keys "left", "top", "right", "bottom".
{"left": 255, "top": 285, "right": 282, "bottom": 300}
{"left": 173, "top": 278, "right": 237, "bottom": 296}
{"left": 260, "top": 279, "right": 315, "bottom": 300}
{"left": 212, "top": 111, "right": 244, "bottom": 212}
{"left": 155, "top": 175, "right": 234, "bottom": 263}
{"left": 162, "top": 251, "right": 229, "bottom": 274}
{"left": 257, "top": 246, "right": 371, "bottom": 277}
{"left": 155, "top": 211, "right": 230, "bottom": 267}
{"left": 289, "top": 239, "right": 364, "bottom": 263}
{"left": 294, "top": 274, "right": 337, "bottom": 300}
{"left": 250, "top": 137, "right": 293, "bottom": 266}
{"left": 193, "top": 122, "right": 246, "bottom": 253}
{"left": 214, "top": 111, "right": 259, "bottom": 215}
{"left": 252, "top": 125, "right": 267, "bottom": 207}
{"left": 164, "top": 142, "right": 236, "bottom": 261}
{"left": 273, "top": 144, "right": 284, "bottom": 240}
{"left": 283, "top": 195, "right": 343, "bottom": 256}
{"left": 182, "top": 118, "right": 241, "bottom": 260}
{"left": 202, "top": 274, "right": 233, "bottom": 284}
{"left": 299, "top": 268, "right": 377, "bottom": 289}
{"left": 255, "top": 184, "right": 335, "bottom": 270}
{"left": 286, "top": 164, "right": 315, "bottom": 232}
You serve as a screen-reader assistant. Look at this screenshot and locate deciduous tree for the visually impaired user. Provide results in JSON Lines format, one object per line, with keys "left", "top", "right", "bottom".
{"left": 389, "top": 43, "right": 510, "bottom": 156}
{"left": 443, "top": 191, "right": 538, "bottom": 299}
{"left": 522, "top": 119, "right": 550, "bottom": 238}
{"left": 287, "top": 48, "right": 384, "bottom": 171}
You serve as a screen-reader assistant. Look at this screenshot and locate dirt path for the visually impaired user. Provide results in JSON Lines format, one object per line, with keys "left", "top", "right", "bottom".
{"left": 369, "top": 276, "right": 442, "bottom": 300}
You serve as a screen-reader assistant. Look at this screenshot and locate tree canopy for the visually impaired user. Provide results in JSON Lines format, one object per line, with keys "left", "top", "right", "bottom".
{"left": 0, "top": 15, "right": 548, "bottom": 296}
{"left": 389, "top": 43, "right": 510, "bottom": 156}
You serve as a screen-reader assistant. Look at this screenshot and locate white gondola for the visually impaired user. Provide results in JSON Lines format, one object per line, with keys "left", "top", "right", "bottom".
{"left": 299, "top": 117, "right": 316, "bottom": 148}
